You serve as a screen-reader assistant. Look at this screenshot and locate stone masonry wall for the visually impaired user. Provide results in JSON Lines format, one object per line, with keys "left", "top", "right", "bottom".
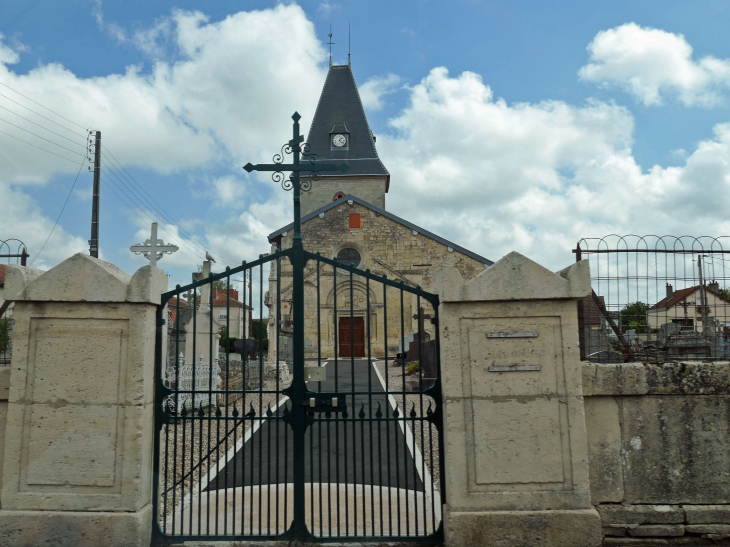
{"left": 0, "top": 367, "right": 7, "bottom": 504}
{"left": 583, "top": 361, "right": 730, "bottom": 543}
{"left": 268, "top": 200, "right": 488, "bottom": 359}
{"left": 300, "top": 176, "right": 387, "bottom": 216}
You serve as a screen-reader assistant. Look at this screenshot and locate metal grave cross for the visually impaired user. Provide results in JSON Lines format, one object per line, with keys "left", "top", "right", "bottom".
{"left": 243, "top": 111, "right": 348, "bottom": 245}
{"left": 129, "top": 222, "right": 179, "bottom": 268}
{"left": 413, "top": 306, "right": 433, "bottom": 341}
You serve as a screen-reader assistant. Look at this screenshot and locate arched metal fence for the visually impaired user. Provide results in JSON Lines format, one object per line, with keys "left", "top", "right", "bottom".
{"left": 574, "top": 235, "right": 730, "bottom": 362}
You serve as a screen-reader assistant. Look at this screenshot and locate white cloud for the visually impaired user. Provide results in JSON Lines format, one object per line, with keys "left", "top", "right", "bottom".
{"left": 378, "top": 67, "right": 730, "bottom": 268}
{"left": 579, "top": 23, "right": 730, "bottom": 107}
{"left": 0, "top": 182, "right": 87, "bottom": 270}
{"left": 359, "top": 73, "right": 403, "bottom": 111}
{"left": 0, "top": 5, "right": 326, "bottom": 184}
{"left": 317, "top": 2, "right": 340, "bottom": 18}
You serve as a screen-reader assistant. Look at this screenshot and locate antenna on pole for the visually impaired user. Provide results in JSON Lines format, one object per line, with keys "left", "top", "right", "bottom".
{"left": 327, "top": 24, "right": 334, "bottom": 67}
{"left": 348, "top": 22, "right": 351, "bottom": 66}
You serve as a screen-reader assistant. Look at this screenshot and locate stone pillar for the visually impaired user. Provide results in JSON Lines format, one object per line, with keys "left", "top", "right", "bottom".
{"left": 437, "top": 252, "right": 601, "bottom": 547}
{"left": 0, "top": 253, "right": 166, "bottom": 547}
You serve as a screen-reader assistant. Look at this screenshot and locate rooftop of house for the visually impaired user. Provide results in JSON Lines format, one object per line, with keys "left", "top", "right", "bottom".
{"left": 649, "top": 284, "right": 730, "bottom": 310}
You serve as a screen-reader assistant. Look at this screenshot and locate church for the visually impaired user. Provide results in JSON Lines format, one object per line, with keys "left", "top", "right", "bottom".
{"left": 266, "top": 63, "right": 493, "bottom": 360}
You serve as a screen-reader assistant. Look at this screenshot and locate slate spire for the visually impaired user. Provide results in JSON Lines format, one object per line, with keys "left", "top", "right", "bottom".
{"left": 305, "top": 65, "right": 390, "bottom": 188}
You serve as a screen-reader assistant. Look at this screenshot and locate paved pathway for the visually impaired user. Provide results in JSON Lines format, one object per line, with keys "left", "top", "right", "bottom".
{"left": 207, "top": 359, "right": 424, "bottom": 493}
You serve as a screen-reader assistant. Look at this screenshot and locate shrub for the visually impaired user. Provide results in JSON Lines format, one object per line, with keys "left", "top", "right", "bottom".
{"left": 405, "top": 361, "right": 420, "bottom": 375}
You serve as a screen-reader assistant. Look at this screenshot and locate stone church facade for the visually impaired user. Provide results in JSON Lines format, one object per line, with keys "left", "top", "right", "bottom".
{"left": 266, "top": 63, "right": 492, "bottom": 360}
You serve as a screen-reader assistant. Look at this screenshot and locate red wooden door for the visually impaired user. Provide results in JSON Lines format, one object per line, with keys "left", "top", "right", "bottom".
{"left": 339, "top": 317, "right": 365, "bottom": 357}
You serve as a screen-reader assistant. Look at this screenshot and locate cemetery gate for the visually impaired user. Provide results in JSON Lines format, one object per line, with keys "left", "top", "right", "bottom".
{"left": 151, "top": 113, "right": 445, "bottom": 544}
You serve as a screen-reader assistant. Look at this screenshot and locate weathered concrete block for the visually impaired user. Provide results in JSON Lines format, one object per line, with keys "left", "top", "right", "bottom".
{"left": 685, "top": 524, "right": 730, "bottom": 533}
{"left": 0, "top": 505, "right": 151, "bottom": 547}
{"left": 603, "top": 526, "right": 627, "bottom": 536}
{"left": 627, "top": 524, "right": 685, "bottom": 536}
{"left": 621, "top": 396, "right": 730, "bottom": 504}
{"left": 445, "top": 508, "right": 602, "bottom": 547}
{"left": 603, "top": 539, "right": 668, "bottom": 545}
{"left": 597, "top": 505, "right": 684, "bottom": 524}
{"left": 684, "top": 505, "right": 730, "bottom": 524}
{"left": 584, "top": 362, "right": 730, "bottom": 396}
{"left": 585, "top": 397, "right": 623, "bottom": 503}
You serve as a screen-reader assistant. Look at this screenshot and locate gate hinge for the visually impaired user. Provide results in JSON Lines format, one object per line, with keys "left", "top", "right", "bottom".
{"left": 157, "top": 318, "right": 166, "bottom": 326}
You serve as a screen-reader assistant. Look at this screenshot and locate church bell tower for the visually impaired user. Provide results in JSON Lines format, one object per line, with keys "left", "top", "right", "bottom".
{"left": 300, "top": 64, "right": 390, "bottom": 216}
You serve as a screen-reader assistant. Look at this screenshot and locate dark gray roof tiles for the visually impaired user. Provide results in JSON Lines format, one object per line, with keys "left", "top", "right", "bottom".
{"left": 268, "top": 194, "right": 493, "bottom": 267}
{"left": 304, "top": 65, "right": 390, "bottom": 186}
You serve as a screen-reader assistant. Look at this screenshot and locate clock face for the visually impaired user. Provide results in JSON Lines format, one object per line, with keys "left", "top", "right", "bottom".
{"left": 332, "top": 134, "right": 347, "bottom": 147}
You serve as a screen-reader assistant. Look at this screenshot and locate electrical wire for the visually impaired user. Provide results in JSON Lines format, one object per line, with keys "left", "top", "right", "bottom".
{"left": 30, "top": 155, "right": 88, "bottom": 267}
{"left": 0, "top": 115, "right": 87, "bottom": 156}
{"left": 0, "top": 81, "right": 88, "bottom": 132}
{"left": 0, "top": 79, "right": 251, "bottom": 270}
{"left": 0, "top": 104, "right": 88, "bottom": 147}
{"left": 0, "top": 128, "right": 83, "bottom": 164}
{"left": 101, "top": 146, "right": 243, "bottom": 266}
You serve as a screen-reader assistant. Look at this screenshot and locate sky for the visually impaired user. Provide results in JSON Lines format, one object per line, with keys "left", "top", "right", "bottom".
{"left": 2, "top": 0, "right": 730, "bottom": 316}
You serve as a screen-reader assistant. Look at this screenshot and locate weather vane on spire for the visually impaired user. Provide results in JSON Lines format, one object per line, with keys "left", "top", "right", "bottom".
{"left": 327, "top": 24, "right": 335, "bottom": 67}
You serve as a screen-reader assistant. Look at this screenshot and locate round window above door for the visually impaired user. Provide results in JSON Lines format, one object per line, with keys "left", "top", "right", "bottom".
{"left": 333, "top": 191, "right": 346, "bottom": 201}
{"left": 337, "top": 248, "right": 361, "bottom": 268}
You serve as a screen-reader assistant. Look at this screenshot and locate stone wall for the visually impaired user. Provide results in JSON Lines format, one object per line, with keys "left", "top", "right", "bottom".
{"left": 0, "top": 254, "right": 164, "bottom": 547}
{"left": 300, "top": 176, "right": 387, "bottom": 216}
{"left": 583, "top": 361, "right": 730, "bottom": 543}
{"left": 0, "top": 367, "right": 7, "bottom": 502}
{"left": 269, "top": 199, "right": 488, "bottom": 360}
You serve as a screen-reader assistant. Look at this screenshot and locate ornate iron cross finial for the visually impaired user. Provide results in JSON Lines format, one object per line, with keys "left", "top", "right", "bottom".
{"left": 243, "top": 112, "right": 348, "bottom": 247}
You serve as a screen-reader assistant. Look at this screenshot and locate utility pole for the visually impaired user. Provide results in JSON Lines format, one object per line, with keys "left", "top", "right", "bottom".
{"left": 89, "top": 130, "right": 101, "bottom": 258}
{"left": 248, "top": 269, "right": 253, "bottom": 339}
{"left": 698, "top": 255, "right": 711, "bottom": 336}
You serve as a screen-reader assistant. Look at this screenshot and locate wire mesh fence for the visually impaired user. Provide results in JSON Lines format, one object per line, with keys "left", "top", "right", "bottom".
{"left": 575, "top": 235, "right": 730, "bottom": 363}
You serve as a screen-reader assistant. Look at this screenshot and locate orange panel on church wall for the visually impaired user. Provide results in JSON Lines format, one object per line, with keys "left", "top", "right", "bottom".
{"left": 349, "top": 213, "right": 361, "bottom": 228}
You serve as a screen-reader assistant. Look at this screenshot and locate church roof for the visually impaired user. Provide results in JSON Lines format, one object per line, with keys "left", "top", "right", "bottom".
{"left": 304, "top": 65, "right": 390, "bottom": 189}
{"left": 268, "top": 194, "right": 494, "bottom": 267}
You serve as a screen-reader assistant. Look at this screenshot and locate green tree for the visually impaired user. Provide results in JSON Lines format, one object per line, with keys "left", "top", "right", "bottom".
{"left": 718, "top": 287, "right": 730, "bottom": 302}
{"left": 0, "top": 319, "right": 9, "bottom": 354}
{"left": 250, "top": 318, "right": 269, "bottom": 352}
{"left": 620, "top": 301, "right": 649, "bottom": 334}
{"left": 212, "top": 279, "right": 228, "bottom": 292}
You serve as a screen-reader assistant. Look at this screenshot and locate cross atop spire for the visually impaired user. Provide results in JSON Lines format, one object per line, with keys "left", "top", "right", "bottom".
{"left": 327, "top": 24, "right": 335, "bottom": 67}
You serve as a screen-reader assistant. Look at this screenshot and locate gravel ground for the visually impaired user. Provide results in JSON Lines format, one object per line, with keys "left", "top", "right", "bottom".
{"left": 372, "top": 359, "right": 441, "bottom": 492}
{"left": 160, "top": 363, "right": 290, "bottom": 517}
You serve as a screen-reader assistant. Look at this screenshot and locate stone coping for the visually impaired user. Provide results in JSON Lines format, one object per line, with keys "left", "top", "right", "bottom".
{"left": 582, "top": 361, "right": 730, "bottom": 396}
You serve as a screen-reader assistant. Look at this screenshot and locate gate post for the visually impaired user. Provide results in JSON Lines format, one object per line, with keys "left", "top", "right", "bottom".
{"left": 436, "top": 252, "right": 601, "bottom": 547}
{"left": 0, "top": 253, "right": 166, "bottom": 547}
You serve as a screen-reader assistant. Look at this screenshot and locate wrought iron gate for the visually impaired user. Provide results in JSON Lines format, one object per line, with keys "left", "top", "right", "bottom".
{"left": 151, "top": 113, "right": 445, "bottom": 544}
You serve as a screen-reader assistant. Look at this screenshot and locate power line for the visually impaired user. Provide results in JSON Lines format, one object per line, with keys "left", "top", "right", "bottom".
{"left": 0, "top": 115, "right": 87, "bottom": 156}
{"left": 0, "top": 91, "right": 87, "bottom": 138}
{"left": 101, "top": 145, "right": 242, "bottom": 266}
{"left": 0, "top": 81, "right": 88, "bottom": 131}
{"left": 99, "top": 172, "right": 205, "bottom": 266}
{"left": 0, "top": 104, "right": 88, "bottom": 147}
{"left": 30, "top": 154, "right": 88, "bottom": 266}
{"left": 0, "top": 128, "right": 83, "bottom": 164}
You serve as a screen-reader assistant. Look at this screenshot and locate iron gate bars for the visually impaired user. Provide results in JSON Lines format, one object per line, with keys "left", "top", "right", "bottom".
{"left": 152, "top": 112, "right": 444, "bottom": 544}
{"left": 152, "top": 250, "right": 444, "bottom": 543}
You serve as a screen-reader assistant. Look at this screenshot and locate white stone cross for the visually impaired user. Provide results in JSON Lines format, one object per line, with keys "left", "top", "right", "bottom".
{"left": 129, "top": 222, "right": 179, "bottom": 268}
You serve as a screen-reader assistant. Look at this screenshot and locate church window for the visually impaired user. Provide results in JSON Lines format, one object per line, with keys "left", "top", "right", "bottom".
{"left": 333, "top": 191, "right": 346, "bottom": 201}
{"left": 337, "top": 248, "right": 361, "bottom": 267}
{"left": 349, "top": 213, "right": 362, "bottom": 228}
